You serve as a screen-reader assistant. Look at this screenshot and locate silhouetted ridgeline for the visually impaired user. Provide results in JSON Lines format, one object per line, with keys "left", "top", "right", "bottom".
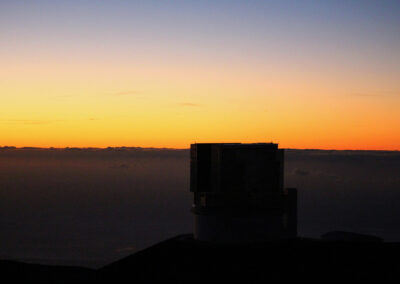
{"left": 2, "top": 235, "right": 400, "bottom": 283}
{"left": 0, "top": 260, "right": 94, "bottom": 283}
{"left": 0, "top": 146, "right": 189, "bottom": 158}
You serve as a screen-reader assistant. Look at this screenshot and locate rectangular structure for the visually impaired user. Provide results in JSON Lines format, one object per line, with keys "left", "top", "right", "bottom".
{"left": 190, "top": 143, "right": 297, "bottom": 242}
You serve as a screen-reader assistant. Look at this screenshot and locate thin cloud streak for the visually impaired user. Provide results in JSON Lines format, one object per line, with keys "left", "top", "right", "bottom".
{"left": 179, "top": 103, "right": 201, "bottom": 107}
{"left": 348, "top": 91, "right": 399, "bottom": 97}
{"left": 113, "top": 91, "right": 140, "bottom": 96}
{"left": 0, "top": 119, "right": 63, "bottom": 125}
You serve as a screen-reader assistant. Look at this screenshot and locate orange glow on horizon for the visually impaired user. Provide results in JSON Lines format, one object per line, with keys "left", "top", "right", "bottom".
{"left": 1, "top": 62, "right": 399, "bottom": 151}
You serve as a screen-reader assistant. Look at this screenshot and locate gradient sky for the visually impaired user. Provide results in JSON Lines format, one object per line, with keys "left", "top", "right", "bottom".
{"left": 1, "top": 0, "right": 399, "bottom": 149}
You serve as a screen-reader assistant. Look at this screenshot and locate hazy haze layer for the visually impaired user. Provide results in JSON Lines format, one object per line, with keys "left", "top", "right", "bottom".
{"left": 1, "top": 148, "right": 399, "bottom": 267}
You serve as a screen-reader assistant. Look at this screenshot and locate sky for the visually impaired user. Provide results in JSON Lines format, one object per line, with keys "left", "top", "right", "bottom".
{"left": 1, "top": 0, "right": 399, "bottom": 149}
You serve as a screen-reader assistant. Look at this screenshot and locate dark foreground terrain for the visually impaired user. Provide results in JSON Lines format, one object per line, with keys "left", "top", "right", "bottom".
{"left": 2, "top": 235, "right": 400, "bottom": 283}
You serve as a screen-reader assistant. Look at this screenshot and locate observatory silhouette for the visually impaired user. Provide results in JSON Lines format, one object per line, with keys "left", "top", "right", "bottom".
{"left": 190, "top": 143, "right": 297, "bottom": 242}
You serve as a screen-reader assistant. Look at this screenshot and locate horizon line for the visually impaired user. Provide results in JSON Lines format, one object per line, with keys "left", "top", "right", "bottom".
{"left": 0, "top": 146, "right": 399, "bottom": 152}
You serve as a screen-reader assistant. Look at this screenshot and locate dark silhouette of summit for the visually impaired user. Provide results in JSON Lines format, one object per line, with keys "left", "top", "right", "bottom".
{"left": 0, "top": 260, "right": 94, "bottom": 283}
{"left": 3, "top": 235, "right": 400, "bottom": 283}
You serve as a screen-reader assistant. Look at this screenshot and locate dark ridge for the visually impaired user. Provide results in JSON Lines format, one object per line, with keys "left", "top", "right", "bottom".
{"left": 321, "top": 231, "right": 383, "bottom": 242}
{"left": 0, "top": 147, "right": 189, "bottom": 158}
{"left": 0, "top": 260, "right": 95, "bottom": 283}
{"left": 2, "top": 235, "right": 400, "bottom": 283}
{"left": 98, "top": 235, "right": 400, "bottom": 283}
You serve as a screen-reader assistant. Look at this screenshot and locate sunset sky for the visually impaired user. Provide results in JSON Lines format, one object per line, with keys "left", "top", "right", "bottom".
{"left": 1, "top": 0, "right": 399, "bottom": 150}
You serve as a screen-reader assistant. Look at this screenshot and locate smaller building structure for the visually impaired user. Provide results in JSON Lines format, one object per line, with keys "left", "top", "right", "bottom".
{"left": 190, "top": 143, "right": 297, "bottom": 242}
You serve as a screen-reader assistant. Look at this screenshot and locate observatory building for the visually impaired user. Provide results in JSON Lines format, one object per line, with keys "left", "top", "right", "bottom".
{"left": 190, "top": 143, "right": 297, "bottom": 242}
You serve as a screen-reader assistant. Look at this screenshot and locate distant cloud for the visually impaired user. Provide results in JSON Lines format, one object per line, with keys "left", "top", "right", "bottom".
{"left": 0, "top": 119, "right": 62, "bottom": 125}
{"left": 109, "top": 163, "right": 130, "bottom": 170}
{"left": 113, "top": 90, "right": 140, "bottom": 96}
{"left": 179, "top": 102, "right": 201, "bottom": 107}
{"left": 316, "top": 171, "right": 342, "bottom": 181}
{"left": 348, "top": 91, "right": 398, "bottom": 97}
{"left": 349, "top": 93, "right": 380, "bottom": 97}
{"left": 294, "top": 169, "right": 310, "bottom": 176}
